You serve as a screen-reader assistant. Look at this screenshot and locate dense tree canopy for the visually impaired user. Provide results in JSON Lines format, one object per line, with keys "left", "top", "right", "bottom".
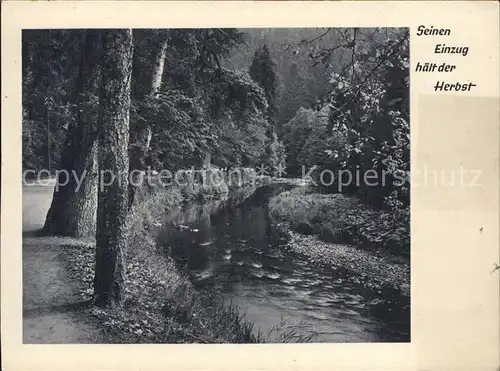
{"left": 23, "top": 27, "right": 409, "bottom": 213}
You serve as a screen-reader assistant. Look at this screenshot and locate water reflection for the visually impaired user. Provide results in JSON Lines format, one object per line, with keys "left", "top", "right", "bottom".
{"left": 157, "top": 185, "right": 410, "bottom": 343}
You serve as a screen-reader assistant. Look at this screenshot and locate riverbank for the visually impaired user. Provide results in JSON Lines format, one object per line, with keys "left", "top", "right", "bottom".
{"left": 62, "top": 170, "right": 325, "bottom": 343}
{"left": 23, "top": 169, "right": 272, "bottom": 343}
{"left": 23, "top": 177, "right": 407, "bottom": 344}
{"left": 269, "top": 187, "right": 410, "bottom": 296}
{"left": 64, "top": 169, "right": 275, "bottom": 343}
{"left": 275, "top": 224, "right": 410, "bottom": 296}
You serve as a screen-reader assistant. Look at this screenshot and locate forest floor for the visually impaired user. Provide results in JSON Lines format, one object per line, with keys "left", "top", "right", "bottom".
{"left": 22, "top": 182, "right": 109, "bottom": 343}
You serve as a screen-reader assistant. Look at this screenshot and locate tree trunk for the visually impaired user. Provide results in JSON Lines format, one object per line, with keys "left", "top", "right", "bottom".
{"left": 203, "top": 151, "right": 212, "bottom": 169}
{"left": 93, "top": 29, "right": 133, "bottom": 308}
{"left": 150, "top": 36, "right": 169, "bottom": 97}
{"left": 43, "top": 31, "right": 101, "bottom": 238}
{"left": 131, "top": 30, "right": 169, "bottom": 149}
{"left": 128, "top": 31, "right": 168, "bottom": 207}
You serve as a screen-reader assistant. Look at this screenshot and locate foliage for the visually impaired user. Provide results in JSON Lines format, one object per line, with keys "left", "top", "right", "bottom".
{"left": 22, "top": 30, "right": 84, "bottom": 171}
{"left": 22, "top": 108, "right": 43, "bottom": 170}
{"left": 130, "top": 29, "right": 272, "bottom": 170}
{"left": 294, "top": 105, "right": 346, "bottom": 175}
{"left": 131, "top": 91, "right": 215, "bottom": 170}
{"left": 259, "top": 130, "right": 286, "bottom": 176}
{"left": 319, "top": 29, "right": 410, "bottom": 209}
{"left": 22, "top": 28, "right": 272, "bottom": 173}
{"left": 280, "top": 28, "right": 409, "bottom": 199}
{"left": 281, "top": 107, "right": 317, "bottom": 176}
{"left": 279, "top": 29, "right": 410, "bottom": 258}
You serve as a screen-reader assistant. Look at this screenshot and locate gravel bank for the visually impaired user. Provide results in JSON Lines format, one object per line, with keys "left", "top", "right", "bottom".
{"left": 276, "top": 224, "right": 410, "bottom": 296}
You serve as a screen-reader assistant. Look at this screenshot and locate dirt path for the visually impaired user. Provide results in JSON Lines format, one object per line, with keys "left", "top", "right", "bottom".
{"left": 23, "top": 182, "right": 106, "bottom": 343}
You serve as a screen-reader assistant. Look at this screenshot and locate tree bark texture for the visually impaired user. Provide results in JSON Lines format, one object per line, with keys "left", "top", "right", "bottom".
{"left": 93, "top": 29, "right": 133, "bottom": 307}
{"left": 43, "top": 31, "right": 101, "bottom": 238}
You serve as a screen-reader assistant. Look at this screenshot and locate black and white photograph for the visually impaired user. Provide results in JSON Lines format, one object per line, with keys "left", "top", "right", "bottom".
{"left": 22, "top": 27, "right": 410, "bottom": 344}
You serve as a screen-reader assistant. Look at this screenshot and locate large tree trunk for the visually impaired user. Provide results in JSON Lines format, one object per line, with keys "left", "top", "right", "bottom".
{"left": 93, "top": 29, "right": 133, "bottom": 308}
{"left": 43, "top": 31, "right": 101, "bottom": 238}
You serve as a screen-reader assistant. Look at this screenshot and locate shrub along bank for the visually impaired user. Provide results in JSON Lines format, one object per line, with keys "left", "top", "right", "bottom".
{"left": 269, "top": 186, "right": 409, "bottom": 257}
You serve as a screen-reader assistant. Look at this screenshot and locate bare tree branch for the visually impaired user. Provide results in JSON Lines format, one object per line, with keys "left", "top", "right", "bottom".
{"left": 351, "top": 28, "right": 358, "bottom": 80}
{"left": 283, "top": 28, "right": 333, "bottom": 51}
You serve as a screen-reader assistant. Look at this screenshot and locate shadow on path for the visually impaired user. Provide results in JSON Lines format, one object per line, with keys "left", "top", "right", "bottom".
{"left": 23, "top": 299, "right": 93, "bottom": 319}
{"left": 22, "top": 184, "right": 106, "bottom": 344}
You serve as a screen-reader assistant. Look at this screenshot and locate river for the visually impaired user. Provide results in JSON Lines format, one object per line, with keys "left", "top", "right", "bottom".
{"left": 157, "top": 184, "right": 410, "bottom": 343}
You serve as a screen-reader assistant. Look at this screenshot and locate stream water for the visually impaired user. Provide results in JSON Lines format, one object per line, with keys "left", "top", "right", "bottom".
{"left": 157, "top": 185, "right": 410, "bottom": 343}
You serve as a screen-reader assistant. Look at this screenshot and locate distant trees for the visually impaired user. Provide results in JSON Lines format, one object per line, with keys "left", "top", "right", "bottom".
{"left": 249, "top": 44, "right": 278, "bottom": 122}
{"left": 278, "top": 63, "right": 310, "bottom": 128}
{"left": 282, "top": 107, "right": 317, "bottom": 177}
{"left": 249, "top": 44, "right": 285, "bottom": 175}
